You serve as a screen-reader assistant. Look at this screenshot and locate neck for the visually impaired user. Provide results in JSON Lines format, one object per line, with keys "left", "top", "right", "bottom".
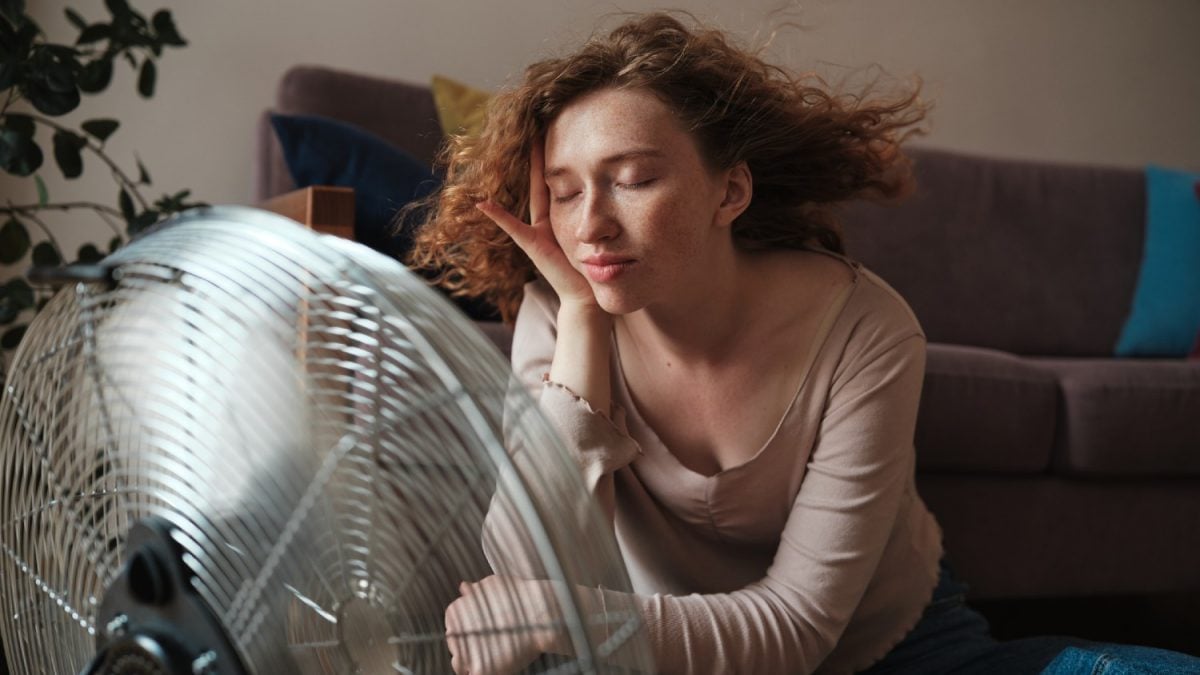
{"left": 617, "top": 247, "right": 757, "bottom": 368}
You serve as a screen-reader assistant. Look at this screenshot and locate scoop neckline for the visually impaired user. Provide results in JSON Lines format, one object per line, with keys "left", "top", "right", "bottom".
{"left": 612, "top": 249, "right": 861, "bottom": 481}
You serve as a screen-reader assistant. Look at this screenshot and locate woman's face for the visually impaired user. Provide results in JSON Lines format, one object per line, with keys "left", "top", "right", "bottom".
{"left": 543, "top": 87, "right": 735, "bottom": 315}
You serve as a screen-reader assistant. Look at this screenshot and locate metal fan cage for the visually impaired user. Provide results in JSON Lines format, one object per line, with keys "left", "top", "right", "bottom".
{"left": 0, "top": 207, "right": 652, "bottom": 674}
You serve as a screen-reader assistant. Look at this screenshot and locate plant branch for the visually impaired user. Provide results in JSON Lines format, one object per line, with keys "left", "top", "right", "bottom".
{"left": 2, "top": 201, "right": 123, "bottom": 217}
{"left": 2, "top": 201, "right": 125, "bottom": 239}
{"left": 92, "top": 209, "right": 125, "bottom": 240}
{"left": 28, "top": 114, "right": 152, "bottom": 211}
{"left": 1, "top": 88, "right": 18, "bottom": 116}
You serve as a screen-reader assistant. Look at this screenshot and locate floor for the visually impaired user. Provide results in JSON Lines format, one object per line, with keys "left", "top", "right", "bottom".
{"left": 974, "top": 591, "right": 1200, "bottom": 657}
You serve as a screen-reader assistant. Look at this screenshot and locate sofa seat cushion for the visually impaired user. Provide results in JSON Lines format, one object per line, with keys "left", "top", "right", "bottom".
{"left": 1034, "top": 358, "right": 1200, "bottom": 476}
{"left": 916, "top": 344, "right": 1058, "bottom": 473}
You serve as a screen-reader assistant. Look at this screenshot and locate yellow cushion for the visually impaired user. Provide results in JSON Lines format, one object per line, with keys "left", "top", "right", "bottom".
{"left": 431, "top": 75, "right": 492, "bottom": 138}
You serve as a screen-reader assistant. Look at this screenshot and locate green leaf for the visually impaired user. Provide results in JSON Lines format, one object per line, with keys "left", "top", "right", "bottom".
{"left": 104, "top": 0, "right": 131, "bottom": 20}
{"left": 81, "top": 118, "right": 119, "bottom": 142}
{"left": 137, "top": 58, "right": 156, "bottom": 98}
{"left": 1, "top": 324, "right": 27, "bottom": 350}
{"left": 0, "top": 0, "right": 26, "bottom": 27}
{"left": 21, "top": 79, "right": 81, "bottom": 116}
{"left": 2, "top": 278, "right": 33, "bottom": 309}
{"left": 1, "top": 113, "right": 35, "bottom": 137}
{"left": 151, "top": 9, "right": 186, "bottom": 46}
{"left": 64, "top": 7, "right": 88, "bottom": 30}
{"left": 31, "top": 44, "right": 82, "bottom": 93}
{"left": 0, "top": 218, "right": 31, "bottom": 264}
{"left": 118, "top": 188, "right": 135, "bottom": 222}
{"left": 34, "top": 174, "right": 48, "bottom": 205}
{"left": 108, "top": 236, "right": 122, "bottom": 252}
{"left": 52, "top": 129, "right": 85, "bottom": 179}
{"left": 76, "top": 23, "right": 110, "bottom": 45}
{"left": 31, "top": 241, "right": 61, "bottom": 266}
{"left": 130, "top": 209, "right": 158, "bottom": 233}
{"left": 0, "top": 278, "right": 34, "bottom": 324}
{"left": 10, "top": 14, "right": 39, "bottom": 52}
{"left": 77, "top": 243, "right": 103, "bottom": 263}
{"left": 0, "top": 127, "right": 43, "bottom": 175}
{"left": 0, "top": 62, "right": 17, "bottom": 92}
{"left": 78, "top": 58, "right": 113, "bottom": 93}
{"left": 136, "top": 156, "right": 151, "bottom": 184}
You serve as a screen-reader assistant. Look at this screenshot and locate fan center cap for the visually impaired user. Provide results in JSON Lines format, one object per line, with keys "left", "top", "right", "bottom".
{"left": 339, "top": 594, "right": 400, "bottom": 673}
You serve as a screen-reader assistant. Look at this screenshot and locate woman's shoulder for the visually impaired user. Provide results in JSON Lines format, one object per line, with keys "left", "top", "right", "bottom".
{"left": 771, "top": 248, "right": 923, "bottom": 342}
{"left": 782, "top": 249, "right": 926, "bottom": 372}
{"left": 846, "top": 264, "right": 925, "bottom": 340}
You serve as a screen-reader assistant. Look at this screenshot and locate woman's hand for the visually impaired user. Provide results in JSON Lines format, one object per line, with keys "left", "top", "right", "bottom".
{"left": 481, "top": 138, "right": 614, "bottom": 415}
{"left": 444, "top": 575, "right": 560, "bottom": 675}
{"left": 476, "top": 140, "right": 597, "bottom": 312}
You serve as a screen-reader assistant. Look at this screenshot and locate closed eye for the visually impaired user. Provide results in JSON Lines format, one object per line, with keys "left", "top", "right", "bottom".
{"left": 617, "top": 179, "right": 656, "bottom": 190}
{"left": 552, "top": 192, "right": 580, "bottom": 204}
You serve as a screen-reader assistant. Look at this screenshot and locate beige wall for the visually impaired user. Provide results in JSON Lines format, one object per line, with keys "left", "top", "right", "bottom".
{"left": 3, "top": 0, "right": 1198, "bottom": 256}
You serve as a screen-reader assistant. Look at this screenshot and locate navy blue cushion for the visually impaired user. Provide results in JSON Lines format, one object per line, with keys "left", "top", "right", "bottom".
{"left": 271, "top": 113, "right": 498, "bottom": 320}
{"left": 270, "top": 112, "right": 437, "bottom": 258}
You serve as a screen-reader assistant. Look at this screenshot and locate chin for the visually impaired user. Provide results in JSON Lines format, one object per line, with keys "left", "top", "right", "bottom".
{"left": 592, "top": 286, "right": 646, "bottom": 316}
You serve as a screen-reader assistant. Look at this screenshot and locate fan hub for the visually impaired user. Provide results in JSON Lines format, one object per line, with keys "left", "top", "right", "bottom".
{"left": 339, "top": 594, "right": 403, "bottom": 673}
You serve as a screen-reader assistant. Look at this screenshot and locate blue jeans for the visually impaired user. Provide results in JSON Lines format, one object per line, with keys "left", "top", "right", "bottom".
{"left": 861, "top": 560, "right": 1200, "bottom": 674}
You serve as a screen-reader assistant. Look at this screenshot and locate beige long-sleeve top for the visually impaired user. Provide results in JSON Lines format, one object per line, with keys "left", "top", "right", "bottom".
{"left": 505, "top": 258, "right": 944, "bottom": 674}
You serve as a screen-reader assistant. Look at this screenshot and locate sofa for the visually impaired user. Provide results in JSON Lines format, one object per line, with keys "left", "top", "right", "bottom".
{"left": 255, "top": 65, "right": 1200, "bottom": 652}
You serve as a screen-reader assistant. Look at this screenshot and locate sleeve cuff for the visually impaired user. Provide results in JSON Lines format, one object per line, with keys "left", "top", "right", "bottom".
{"left": 539, "top": 376, "right": 643, "bottom": 481}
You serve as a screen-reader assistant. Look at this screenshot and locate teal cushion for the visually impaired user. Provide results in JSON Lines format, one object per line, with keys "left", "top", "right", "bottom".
{"left": 1115, "top": 166, "right": 1200, "bottom": 357}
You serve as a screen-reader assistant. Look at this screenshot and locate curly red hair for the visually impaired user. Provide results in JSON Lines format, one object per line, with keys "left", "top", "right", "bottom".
{"left": 407, "top": 12, "right": 928, "bottom": 322}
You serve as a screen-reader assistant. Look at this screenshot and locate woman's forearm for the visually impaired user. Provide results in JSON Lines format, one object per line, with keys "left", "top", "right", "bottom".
{"left": 548, "top": 303, "right": 614, "bottom": 415}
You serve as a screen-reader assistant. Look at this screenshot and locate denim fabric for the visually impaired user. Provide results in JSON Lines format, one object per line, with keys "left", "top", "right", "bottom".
{"left": 860, "top": 560, "right": 1200, "bottom": 674}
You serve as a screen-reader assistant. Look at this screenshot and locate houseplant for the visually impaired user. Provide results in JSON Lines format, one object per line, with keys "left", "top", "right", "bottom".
{"left": 0, "top": 0, "right": 200, "bottom": 380}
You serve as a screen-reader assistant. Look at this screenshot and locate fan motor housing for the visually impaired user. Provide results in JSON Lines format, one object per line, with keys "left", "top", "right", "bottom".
{"left": 87, "top": 518, "right": 248, "bottom": 675}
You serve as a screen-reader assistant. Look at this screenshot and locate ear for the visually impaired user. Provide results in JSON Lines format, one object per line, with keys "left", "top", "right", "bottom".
{"left": 714, "top": 161, "right": 752, "bottom": 229}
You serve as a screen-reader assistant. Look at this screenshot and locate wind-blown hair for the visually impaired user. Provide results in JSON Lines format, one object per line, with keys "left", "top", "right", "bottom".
{"left": 407, "top": 12, "right": 928, "bottom": 322}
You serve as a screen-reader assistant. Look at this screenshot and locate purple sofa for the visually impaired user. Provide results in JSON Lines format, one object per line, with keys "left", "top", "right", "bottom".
{"left": 256, "top": 65, "right": 1200, "bottom": 651}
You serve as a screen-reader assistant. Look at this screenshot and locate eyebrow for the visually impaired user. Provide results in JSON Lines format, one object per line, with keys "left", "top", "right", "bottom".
{"left": 544, "top": 148, "right": 665, "bottom": 178}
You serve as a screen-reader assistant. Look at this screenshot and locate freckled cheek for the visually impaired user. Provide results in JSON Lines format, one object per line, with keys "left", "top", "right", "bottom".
{"left": 640, "top": 196, "right": 699, "bottom": 239}
{"left": 548, "top": 215, "right": 576, "bottom": 251}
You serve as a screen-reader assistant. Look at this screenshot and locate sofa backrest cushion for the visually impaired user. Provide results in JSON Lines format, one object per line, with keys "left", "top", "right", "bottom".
{"left": 256, "top": 66, "right": 444, "bottom": 203}
{"left": 842, "top": 148, "right": 1146, "bottom": 357}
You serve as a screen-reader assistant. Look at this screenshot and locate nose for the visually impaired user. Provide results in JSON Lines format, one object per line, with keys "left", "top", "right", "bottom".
{"left": 575, "top": 191, "right": 621, "bottom": 244}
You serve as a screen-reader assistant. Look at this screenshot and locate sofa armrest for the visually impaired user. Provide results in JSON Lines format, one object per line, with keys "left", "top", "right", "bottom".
{"left": 261, "top": 185, "right": 355, "bottom": 240}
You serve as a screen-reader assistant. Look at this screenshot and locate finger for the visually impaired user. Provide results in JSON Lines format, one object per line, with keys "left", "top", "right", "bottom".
{"left": 475, "top": 201, "right": 533, "bottom": 243}
{"left": 459, "top": 581, "right": 472, "bottom": 596}
{"left": 529, "top": 138, "right": 549, "bottom": 227}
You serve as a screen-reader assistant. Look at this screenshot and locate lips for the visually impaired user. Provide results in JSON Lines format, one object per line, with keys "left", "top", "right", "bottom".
{"left": 580, "top": 255, "right": 636, "bottom": 283}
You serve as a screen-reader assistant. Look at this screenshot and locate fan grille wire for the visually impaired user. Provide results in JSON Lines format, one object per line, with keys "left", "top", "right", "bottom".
{"left": 0, "top": 207, "right": 653, "bottom": 674}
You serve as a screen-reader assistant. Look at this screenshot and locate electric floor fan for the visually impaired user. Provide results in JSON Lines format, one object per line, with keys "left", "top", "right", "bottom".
{"left": 0, "top": 207, "right": 652, "bottom": 674}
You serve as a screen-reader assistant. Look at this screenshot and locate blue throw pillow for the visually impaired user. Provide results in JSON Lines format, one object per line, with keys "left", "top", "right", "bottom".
{"left": 270, "top": 112, "right": 439, "bottom": 259}
{"left": 270, "top": 113, "right": 498, "bottom": 320}
{"left": 1115, "top": 165, "right": 1200, "bottom": 357}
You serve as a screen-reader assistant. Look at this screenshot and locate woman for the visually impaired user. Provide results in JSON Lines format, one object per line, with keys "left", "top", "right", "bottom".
{"left": 413, "top": 13, "right": 1200, "bottom": 675}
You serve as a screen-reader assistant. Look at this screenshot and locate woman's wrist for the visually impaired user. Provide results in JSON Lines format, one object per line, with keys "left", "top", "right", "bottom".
{"left": 556, "top": 301, "right": 612, "bottom": 331}
{"left": 549, "top": 301, "right": 614, "bottom": 416}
